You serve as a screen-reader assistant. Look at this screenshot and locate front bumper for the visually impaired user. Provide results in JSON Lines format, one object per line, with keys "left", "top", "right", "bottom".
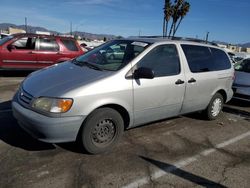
{"left": 12, "top": 100, "right": 86, "bottom": 143}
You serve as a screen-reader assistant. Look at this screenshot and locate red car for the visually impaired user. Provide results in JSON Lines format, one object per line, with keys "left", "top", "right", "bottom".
{"left": 0, "top": 33, "right": 84, "bottom": 70}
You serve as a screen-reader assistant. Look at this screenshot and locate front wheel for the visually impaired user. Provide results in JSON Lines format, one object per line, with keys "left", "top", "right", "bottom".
{"left": 80, "top": 108, "right": 124, "bottom": 154}
{"left": 204, "top": 93, "right": 224, "bottom": 120}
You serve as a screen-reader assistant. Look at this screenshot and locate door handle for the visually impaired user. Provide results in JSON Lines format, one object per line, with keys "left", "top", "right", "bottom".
{"left": 175, "top": 79, "right": 185, "bottom": 85}
{"left": 188, "top": 78, "right": 196, "bottom": 83}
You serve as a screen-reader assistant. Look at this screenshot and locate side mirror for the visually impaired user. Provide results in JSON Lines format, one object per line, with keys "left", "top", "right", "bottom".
{"left": 134, "top": 67, "right": 154, "bottom": 79}
{"left": 7, "top": 44, "right": 15, "bottom": 51}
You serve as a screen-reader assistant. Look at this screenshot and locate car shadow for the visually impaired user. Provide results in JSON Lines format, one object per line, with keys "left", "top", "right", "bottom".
{"left": 56, "top": 142, "right": 87, "bottom": 154}
{"left": 0, "top": 100, "right": 55, "bottom": 151}
{"left": 0, "top": 70, "right": 33, "bottom": 77}
{"left": 223, "top": 99, "right": 250, "bottom": 121}
{"left": 183, "top": 112, "right": 206, "bottom": 121}
{"left": 227, "top": 98, "right": 250, "bottom": 108}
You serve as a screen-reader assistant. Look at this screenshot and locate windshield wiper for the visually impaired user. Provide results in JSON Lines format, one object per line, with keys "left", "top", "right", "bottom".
{"left": 72, "top": 59, "right": 103, "bottom": 71}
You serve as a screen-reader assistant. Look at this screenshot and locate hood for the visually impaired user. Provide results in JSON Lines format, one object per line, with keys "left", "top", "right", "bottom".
{"left": 22, "top": 61, "right": 113, "bottom": 97}
{"left": 234, "top": 71, "right": 250, "bottom": 87}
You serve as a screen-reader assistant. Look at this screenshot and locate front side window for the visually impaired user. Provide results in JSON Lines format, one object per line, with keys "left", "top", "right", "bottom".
{"left": 12, "top": 37, "right": 36, "bottom": 50}
{"left": 136, "top": 44, "right": 180, "bottom": 77}
{"left": 74, "top": 40, "right": 150, "bottom": 71}
{"left": 39, "top": 38, "right": 59, "bottom": 51}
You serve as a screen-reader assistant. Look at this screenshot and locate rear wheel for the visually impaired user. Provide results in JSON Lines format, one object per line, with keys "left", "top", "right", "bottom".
{"left": 204, "top": 93, "right": 224, "bottom": 120}
{"left": 80, "top": 108, "right": 124, "bottom": 154}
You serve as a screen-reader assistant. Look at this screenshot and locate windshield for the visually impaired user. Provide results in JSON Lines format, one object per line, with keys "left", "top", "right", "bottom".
{"left": 0, "top": 35, "right": 14, "bottom": 46}
{"left": 74, "top": 40, "right": 150, "bottom": 71}
{"left": 234, "top": 59, "right": 250, "bottom": 73}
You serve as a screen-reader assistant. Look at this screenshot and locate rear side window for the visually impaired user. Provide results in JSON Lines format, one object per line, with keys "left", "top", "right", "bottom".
{"left": 210, "top": 48, "right": 231, "bottom": 70}
{"left": 182, "top": 45, "right": 231, "bottom": 73}
{"left": 61, "top": 39, "right": 78, "bottom": 51}
{"left": 137, "top": 44, "right": 180, "bottom": 77}
{"left": 39, "top": 38, "right": 59, "bottom": 51}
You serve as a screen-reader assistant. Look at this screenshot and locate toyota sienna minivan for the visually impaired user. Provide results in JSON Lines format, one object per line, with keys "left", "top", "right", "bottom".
{"left": 12, "top": 37, "right": 234, "bottom": 154}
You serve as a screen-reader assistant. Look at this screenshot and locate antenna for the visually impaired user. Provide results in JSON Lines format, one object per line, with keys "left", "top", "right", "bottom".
{"left": 25, "top": 17, "right": 27, "bottom": 33}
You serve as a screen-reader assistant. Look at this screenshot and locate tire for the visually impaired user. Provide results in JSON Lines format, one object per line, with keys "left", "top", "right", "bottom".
{"left": 204, "top": 93, "right": 224, "bottom": 120}
{"left": 80, "top": 108, "right": 124, "bottom": 154}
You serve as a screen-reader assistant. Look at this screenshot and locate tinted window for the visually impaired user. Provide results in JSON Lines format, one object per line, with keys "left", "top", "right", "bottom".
{"left": 235, "top": 59, "right": 250, "bottom": 73}
{"left": 39, "top": 38, "right": 59, "bottom": 51}
{"left": 12, "top": 37, "right": 36, "bottom": 50}
{"left": 182, "top": 45, "right": 231, "bottom": 73}
{"left": 61, "top": 39, "right": 78, "bottom": 51}
{"left": 181, "top": 45, "right": 213, "bottom": 73}
{"left": 211, "top": 48, "right": 231, "bottom": 70}
{"left": 136, "top": 44, "right": 180, "bottom": 77}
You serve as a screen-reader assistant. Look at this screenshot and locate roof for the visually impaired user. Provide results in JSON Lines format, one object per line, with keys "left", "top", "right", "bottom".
{"left": 10, "top": 33, "right": 75, "bottom": 40}
{"left": 127, "top": 36, "right": 218, "bottom": 47}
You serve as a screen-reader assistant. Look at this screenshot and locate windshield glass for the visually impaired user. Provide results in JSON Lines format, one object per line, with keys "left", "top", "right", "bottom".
{"left": 0, "top": 35, "right": 14, "bottom": 46}
{"left": 234, "top": 59, "right": 250, "bottom": 73}
{"left": 75, "top": 40, "right": 150, "bottom": 71}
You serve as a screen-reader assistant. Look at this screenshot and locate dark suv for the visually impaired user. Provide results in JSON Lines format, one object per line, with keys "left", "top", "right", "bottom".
{"left": 0, "top": 33, "right": 84, "bottom": 70}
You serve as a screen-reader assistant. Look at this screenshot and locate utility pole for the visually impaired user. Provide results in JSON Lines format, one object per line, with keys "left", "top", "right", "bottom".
{"left": 70, "top": 22, "right": 72, "bottom": 36}
{"left": 205, "top": 32, "right": 210, "bottom": 43}
{"left": 25, "top": 17, "right": 28, "bottom": 33}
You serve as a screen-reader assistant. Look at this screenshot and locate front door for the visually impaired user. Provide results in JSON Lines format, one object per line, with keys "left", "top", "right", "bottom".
{"left": 1, "top": 36, "right": 37, "bottom": 69}
{"left": 132, "top": 44, "right": 186, "bottom": 126}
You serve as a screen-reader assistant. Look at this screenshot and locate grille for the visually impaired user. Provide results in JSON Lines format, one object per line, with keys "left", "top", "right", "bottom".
{"left": 19, "top": 88, "right": 33, "bottom": 106}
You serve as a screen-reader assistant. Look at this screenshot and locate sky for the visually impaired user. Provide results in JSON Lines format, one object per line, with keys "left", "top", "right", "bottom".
{"left": 0, "top": 0, "right": 249, "bottom": 44}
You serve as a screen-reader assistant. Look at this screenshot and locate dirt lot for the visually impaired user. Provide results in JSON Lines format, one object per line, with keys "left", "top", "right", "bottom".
{"left": 0, "top": 72, "right": 250, "bottom": 188}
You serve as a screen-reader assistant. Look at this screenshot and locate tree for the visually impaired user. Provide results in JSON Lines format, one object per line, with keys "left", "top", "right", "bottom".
{"left": 163, "top": 0, "right": 190, "bottom": 37}
{"left": 163, "top": 0, "right": 172, "bottom": 37}
{"left": 173, "top": 1, "right": 190, "bottom": 36}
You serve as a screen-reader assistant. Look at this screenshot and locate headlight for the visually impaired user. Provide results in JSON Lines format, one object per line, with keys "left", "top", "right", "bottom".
{"left": 32, "top": 97, "right": 73, "bottom": 113}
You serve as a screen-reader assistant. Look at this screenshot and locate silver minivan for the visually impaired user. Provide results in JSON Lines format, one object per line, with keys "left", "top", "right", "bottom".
{"left": 12, "top": 38, "right": 234, "bottom": 154}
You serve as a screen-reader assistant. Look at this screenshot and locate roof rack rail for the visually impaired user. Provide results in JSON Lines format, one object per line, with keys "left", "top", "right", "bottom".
{"left": 138, "top": 35, "right": 218, "bottom": 46}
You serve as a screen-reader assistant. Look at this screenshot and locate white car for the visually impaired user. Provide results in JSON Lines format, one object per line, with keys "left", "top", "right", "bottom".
{"left": 233, "top": 58, "right": 250, "bottom": 101}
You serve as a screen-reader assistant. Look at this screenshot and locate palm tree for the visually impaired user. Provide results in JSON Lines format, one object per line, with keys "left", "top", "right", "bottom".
{"left": 173, "top": 2, "right": 190, "bottom": 36}
{"left": 168, "top": 0, "right": 183, "bottom": 37}
{"left": 163, "top": 0, "right": 172, "bottom": 37}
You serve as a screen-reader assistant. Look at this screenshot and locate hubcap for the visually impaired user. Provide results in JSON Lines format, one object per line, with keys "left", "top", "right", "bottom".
{"left": 211, "top": 98, "right": 222, "bottom": 117}
{"left": 91, "top": 119, "right": 116, "bottom": 146}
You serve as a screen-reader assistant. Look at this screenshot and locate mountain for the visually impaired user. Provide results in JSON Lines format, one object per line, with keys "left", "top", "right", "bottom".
{"left": 241, "top": 43, "right": 250, "bottom": 48}
{"left": 0, "top": 23, "right": 118, "bottom": 40}
{"left": 213, "top": 40, "right": 250, "bottom": 48}
{"left": 66, "top": 31, "right": 117, "bottom": 40}
{"left": 0, "top": 23, "right": 58, "bottom": 34}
